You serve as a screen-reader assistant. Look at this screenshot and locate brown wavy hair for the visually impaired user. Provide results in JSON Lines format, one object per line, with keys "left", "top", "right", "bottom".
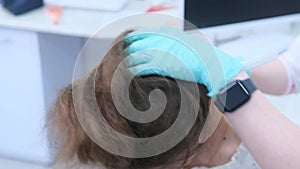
{"left": 46, "top": 31, "right": 216, "bottom": 169}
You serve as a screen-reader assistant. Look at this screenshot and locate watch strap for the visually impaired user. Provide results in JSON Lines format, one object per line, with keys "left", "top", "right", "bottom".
{"left": 241, "top": 78, "right": 257, "bottom": 94}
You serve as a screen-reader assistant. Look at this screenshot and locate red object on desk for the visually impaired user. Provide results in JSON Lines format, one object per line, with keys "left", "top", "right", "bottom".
{"left": 146, "top": 5, "right": 175, "bottom": 12}
{"left": 46, "top": 5, "right": 63, "bottom": 25}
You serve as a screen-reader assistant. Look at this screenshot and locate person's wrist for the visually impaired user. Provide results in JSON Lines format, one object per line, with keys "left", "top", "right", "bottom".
{"left": 231, "top": 71, "right": 249, "bottom": 82}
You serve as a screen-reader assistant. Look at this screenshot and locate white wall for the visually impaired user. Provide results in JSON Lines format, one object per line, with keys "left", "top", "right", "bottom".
{"left": 0, "top": 28, "right": 85, "bottom": 165}
{"left": 0, "top": 28, "right": 49, "bottom": 164}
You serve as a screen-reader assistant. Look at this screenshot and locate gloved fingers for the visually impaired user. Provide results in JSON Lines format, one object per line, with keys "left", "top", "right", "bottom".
{"left": 125, "top": 32, "right": 148, "bottom": 44}
{"left": 124, "top": 27, "right": 182, "bottom": 45}
{"left": 126, "top": 52, "right": 152, "bottom": 67}
{"left": 126, "top": 40, "right": 152, "bottom": 54}
{"left": 126, "top": 36, "right": 163, "bottom": 54}
{"left": 129, "top": 65, "right": 172, "bottom": 78}
{"left": 125, "top": 28, "right": 161, "bottom": 44}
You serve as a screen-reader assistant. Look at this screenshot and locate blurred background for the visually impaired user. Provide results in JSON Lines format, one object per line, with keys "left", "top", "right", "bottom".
{"left": 0, "top": 0, "right": 300, "bottom": 168}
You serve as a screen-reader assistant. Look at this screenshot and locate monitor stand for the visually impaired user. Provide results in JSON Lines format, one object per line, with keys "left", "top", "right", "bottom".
{"left": 218, "top": 31, "right": 293, "bottom": 69}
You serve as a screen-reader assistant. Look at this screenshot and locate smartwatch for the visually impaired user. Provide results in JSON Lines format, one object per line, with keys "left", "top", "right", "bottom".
{"left": 214, "top": 78, "right": 257, "bottom": 113}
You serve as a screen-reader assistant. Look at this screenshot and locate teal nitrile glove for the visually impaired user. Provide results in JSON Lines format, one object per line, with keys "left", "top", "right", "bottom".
{"left": 125, "top": 27, "right": 245, "bottom": 97}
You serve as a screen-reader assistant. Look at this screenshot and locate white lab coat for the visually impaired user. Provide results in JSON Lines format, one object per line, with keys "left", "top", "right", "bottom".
{"left": 279, "top": 35, "right": 300, "bottom": 94}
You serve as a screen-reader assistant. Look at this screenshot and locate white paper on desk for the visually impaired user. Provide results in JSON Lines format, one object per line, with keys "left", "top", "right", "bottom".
{"left": 44, "top": 0, "right": 128, "bottom": 11}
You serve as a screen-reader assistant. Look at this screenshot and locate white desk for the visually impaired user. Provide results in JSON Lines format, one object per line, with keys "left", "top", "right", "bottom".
{"left": 0, "top": 0, "right": 183, "bottom": 38}
{"left": 0, "top": 0, "right": 147, "bottom": 38}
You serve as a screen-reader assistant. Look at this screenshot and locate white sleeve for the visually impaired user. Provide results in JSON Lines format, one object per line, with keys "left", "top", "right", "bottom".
{"left": 278, "top": 35, "right": 300, "bottom": 94}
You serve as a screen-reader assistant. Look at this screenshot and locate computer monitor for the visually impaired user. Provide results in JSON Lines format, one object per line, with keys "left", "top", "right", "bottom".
{"left": 184, "top": 0, "right": 300, "bottom": 69}
{"left": 184, "top": 0, "right": 300, "bottom": 34}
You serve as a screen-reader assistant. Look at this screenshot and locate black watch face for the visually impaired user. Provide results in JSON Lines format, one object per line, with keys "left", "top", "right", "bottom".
{"left": 217, "top": 81, "right": 250, "bottom": 112}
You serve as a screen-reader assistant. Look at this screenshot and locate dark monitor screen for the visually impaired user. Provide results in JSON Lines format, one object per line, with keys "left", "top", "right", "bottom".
{"left": 184, "top": 0, "right": 300, "bottom": 30}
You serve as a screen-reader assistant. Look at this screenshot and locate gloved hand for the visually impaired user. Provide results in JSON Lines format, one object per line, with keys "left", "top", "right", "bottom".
{"left": 125, "top": 27, "right": 245, "bottom": 97}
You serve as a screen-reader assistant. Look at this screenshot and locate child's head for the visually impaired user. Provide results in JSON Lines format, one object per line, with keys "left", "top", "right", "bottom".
{"left": 47, "top": 31, "right": 214, "bottom": 169}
